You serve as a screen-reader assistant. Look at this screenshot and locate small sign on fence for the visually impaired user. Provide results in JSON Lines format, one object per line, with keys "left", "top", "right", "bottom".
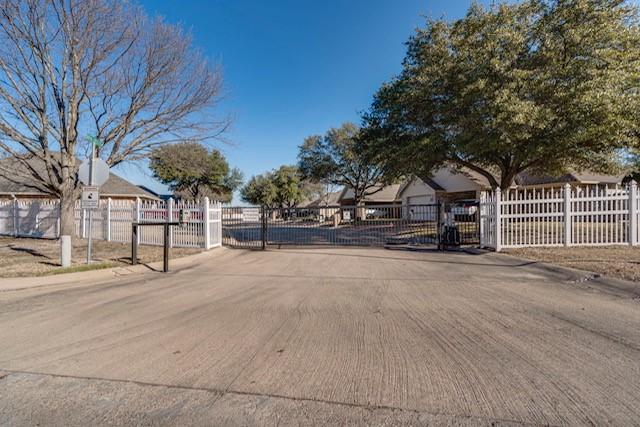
{"left": 81, "top": 186, "right": 100, "bottom": 209}
{"left": 242, "top": 208, "right": 260, "bottom": 222}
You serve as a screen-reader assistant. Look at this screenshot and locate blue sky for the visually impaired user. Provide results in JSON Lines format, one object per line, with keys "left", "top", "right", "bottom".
{"left": 120, "top": 0, "right": 480, "bottom": 200}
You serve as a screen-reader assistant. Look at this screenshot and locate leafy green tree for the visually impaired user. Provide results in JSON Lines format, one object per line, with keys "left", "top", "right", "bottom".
{"left": 149, "top": 142, "right": 242, "bottom": 202}
{"left": 240, "top": 174, "right": 278, "bottom": 207}
{"left": 298, "top": 123, "right": 385, "bottom": 205}
{"left": 240, "top": 165, "right": 308, "bottom": 208}
{"left": 362, "top": 0, "right": 640, "bottom": 189}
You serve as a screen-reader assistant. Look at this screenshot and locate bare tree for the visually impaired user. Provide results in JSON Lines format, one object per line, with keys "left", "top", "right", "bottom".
{"left": 0, "top": 0, "right": 226, "bottom": 257}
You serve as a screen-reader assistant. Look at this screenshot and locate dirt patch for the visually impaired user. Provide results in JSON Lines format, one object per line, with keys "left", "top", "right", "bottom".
{"left": 0, "top": 237, "right": 201, "bottom": 278}
{"left": 504, "top": 246, "right": 640, "bottom": 282}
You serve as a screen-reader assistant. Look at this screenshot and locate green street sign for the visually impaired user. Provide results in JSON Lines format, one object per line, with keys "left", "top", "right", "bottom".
{"left": 86, "top": 135, "right": 105, "bottom": 148}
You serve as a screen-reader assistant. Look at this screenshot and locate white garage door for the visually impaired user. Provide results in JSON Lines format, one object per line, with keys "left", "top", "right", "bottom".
{"left": 406, "top": 195, "right": 436, "bottom": 220}
{"left": 407, "top": 195, "right": 432, "bottom": 205}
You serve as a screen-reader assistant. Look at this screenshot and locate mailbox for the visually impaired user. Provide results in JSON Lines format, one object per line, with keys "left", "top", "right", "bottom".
{"left": 178, "top": 209, "right": 190, "bottom": 226}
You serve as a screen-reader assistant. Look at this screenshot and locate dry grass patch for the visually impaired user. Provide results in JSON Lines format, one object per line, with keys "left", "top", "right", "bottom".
{"left": 0, "top": 237, "right": 201, "bottom": 278}
{"left": 505, "top": 246, "right": 640, "bottom": 282}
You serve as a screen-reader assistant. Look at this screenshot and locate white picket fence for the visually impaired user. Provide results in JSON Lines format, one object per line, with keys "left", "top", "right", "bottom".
{"left": 0, "top": 197, "right": 222, "bottom": 250}
{"left": 480, "top": 181, "right": 639, "bottom": 251}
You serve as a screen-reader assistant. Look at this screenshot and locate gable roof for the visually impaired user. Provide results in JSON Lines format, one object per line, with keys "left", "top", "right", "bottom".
{"left": 299, "top": 191, "right": 342, "bottom": 207}
{"left": 339, "top": 183, "right": 403, "bottom": 203}
{"left": 514, "top": 170, "right": 625, "bottom": 187}
{"left": 0, "top": 156, "right": 157, "bottom": 199}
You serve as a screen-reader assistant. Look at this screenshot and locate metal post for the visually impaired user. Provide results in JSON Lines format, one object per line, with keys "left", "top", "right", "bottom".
{"left": 261, "top": 206, "right": 267, "bottom": 250}
{"left": 437, "top": 201, "right": 442, "bottom": 250}
{"left": 131, "top": 223, "right": 138, "bottom": 265}
{"left": 630, "top": 180, "right": 638, "bottom": 246}
{"left": 163, "top": 223, "right": 170, "bottom": 272}
{"left": 563, "top": 183, "right": 571, "bottom": 247}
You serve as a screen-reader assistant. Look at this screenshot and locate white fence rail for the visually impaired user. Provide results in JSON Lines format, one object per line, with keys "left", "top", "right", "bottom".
{"left": 480, "top": 181, "right": 639, "bottom": 251}
{"left": 1, "top": 197, "right": 222, "bottom": 250}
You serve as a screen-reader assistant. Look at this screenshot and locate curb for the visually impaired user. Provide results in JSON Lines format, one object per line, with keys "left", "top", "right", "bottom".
{"left": 0, "top": 247, "right": 226, "bottom": 292}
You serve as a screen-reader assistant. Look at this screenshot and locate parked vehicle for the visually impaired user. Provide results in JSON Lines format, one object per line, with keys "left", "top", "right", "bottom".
{"left": 450, "top": 200, "right": 478, "bottom": 221}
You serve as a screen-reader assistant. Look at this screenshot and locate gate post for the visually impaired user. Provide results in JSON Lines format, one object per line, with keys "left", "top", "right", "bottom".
{"left": 106, "top": 198, "right": 112, "bottom": 242}
{"left": 495, "top": 188, "right": 502, "bottom": 252}
{"left": 135, "top": 197, "right": 141, "bottom": 245}
{"left": 563, "top": 183, "right": 571, "bottom": 247}
{"left": 630, "top": 180, "right": 638, "bottom": 246}
{"left": 12, "top": 197, "right": 19, "bottom": 237}
{"left": 479, "top": 193, "right": 485, "bottom": 247}
{"left": 203, "top": 197, "right": 211, "bottom": 250}
{"left": 168, "top": 198, "right": 174, "bottom": 248}
{"left": 261, "top": 206, "right": 267, "bottom": 250}
{"left": 81, "top": 207, "right": 86, "bottom": 238}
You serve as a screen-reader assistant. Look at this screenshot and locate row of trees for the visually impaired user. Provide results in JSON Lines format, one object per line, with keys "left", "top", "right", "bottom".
{"left": 358, "top": 0, "right": 640, "bottom": 189}
{"left": 294, "top": 0, "right": 640, "bottom": 201}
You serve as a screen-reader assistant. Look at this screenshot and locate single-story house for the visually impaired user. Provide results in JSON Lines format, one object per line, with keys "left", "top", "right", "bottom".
{"left": 513, "top": 171, "right": 626, "bottom": 189}
{"left": 0, "top": 157, "right": 157, "bottom": 201}
{"left": 398, "top": 167, "right": 494, "bottom": 206}
{"left": 298, "top": 191, "right": 342, "bottom": 219}
{"left": 338, "top": 183, "right": 404, "bottom": 206}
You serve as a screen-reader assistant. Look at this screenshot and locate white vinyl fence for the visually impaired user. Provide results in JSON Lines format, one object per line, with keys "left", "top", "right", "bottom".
{"left": 1, "top": 197, "right": 222, "bottom": 250}
{"left": 480, "top": 181, "right": 639, "bottom": 251}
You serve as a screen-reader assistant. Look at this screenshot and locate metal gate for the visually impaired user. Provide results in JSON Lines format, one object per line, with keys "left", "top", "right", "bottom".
{"left": 222, "top": 206, "right": 265, "bottom": 249}
{"left": 222, "top": 202, "right": 479, "bottom": 249}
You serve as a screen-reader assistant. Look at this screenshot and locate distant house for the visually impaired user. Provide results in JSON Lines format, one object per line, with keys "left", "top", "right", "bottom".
{"left": 338, "top": 183, "right": 404, "bottom": 206}
{"left": 137, "top": 185, "right": 173, "bottom": 201}
{"left": 0, "top": 157, "right": 157, "bottom": 201}
{"left": 398, "top": 167, "right": 494, "bottom": 206}
{"left": 514, "top": 171, "right": 625, "bottom": 189}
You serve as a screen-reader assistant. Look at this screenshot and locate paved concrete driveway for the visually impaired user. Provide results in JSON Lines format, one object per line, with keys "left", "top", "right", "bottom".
{"left": 1, "top": 247, "right": 639, "bottom": 425}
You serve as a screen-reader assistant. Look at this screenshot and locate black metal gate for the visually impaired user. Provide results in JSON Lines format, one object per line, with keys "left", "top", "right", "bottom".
{"left": 222, "top": 206, "right": 265, "bottom": 249}
{"left": 222, "top": 202, "right": 479, "bottom": 249}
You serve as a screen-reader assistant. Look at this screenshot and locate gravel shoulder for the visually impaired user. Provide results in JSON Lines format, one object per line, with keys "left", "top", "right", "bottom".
{"left": 504, "top": 246, "right": 640, "bottom": 282}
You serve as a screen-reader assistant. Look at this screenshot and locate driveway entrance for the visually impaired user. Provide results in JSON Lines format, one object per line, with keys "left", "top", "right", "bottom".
{"left": 1, "top": 247, "right": 639, "bottom": 425}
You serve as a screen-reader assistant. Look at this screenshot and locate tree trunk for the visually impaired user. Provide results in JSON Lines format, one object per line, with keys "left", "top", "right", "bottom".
{"left": 59, "top": 192, "right": 76, "bottom": 238}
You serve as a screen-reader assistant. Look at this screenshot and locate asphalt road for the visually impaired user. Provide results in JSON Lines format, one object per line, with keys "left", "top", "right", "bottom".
{"left": 1, "top": 247, "right": 639, "bottom": 426}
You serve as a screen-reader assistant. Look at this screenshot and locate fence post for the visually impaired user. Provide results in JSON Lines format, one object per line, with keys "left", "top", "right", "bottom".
{"left": 81, "top": 207, "right": 86, "bottom": 238}
{"left": 135, "top": 197, "right": 141, "bottom": 245}
{"left": 479, "top": 192, "right": 486, "bottom": 247}
{"left": 56, "top": 201, "right": 61, "bottom": 238}
{"left": 563, "top": 183, "right": 571, "bottom": 247}
{"left": 630, "top": 180, "right": 638, "bottom": 246}
{"left": 168, "top": 197, "right": 174, "bottom": 248}
{"left": 203, "top": 197, "right": 211, "bottom": 250}
{"left": 106, "top": 198, "right": 112, "bottom": 242}
{"left": 494, "top": 188, "right": 502, "bottom": 252}
{"left": 12, "top": 197, "right": 19, "bottom": 237}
